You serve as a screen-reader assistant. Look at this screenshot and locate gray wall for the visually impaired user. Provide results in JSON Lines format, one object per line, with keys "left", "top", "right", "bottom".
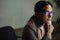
{"left": 0, "top": 0, "right": 39, "bottom": 29}
{"left": 0, "top": 0, "right": 60, "bottom": 29}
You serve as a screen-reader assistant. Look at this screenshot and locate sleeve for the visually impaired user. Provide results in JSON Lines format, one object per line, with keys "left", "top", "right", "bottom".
{"left": 22, "top": 24, "right": 38, "bottom": 40}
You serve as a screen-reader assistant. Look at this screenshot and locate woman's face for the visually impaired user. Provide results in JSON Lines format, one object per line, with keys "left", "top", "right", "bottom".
{"left": 37, "top": 5, "right": 53, "bottom": 23}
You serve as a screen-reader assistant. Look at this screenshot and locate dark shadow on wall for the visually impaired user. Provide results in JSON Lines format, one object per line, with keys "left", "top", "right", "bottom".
{"left": 52, "top": 17, "right": 60, "bottom": 33}
{"left": 52, "top": 17, "right": 60, "bottom": 40}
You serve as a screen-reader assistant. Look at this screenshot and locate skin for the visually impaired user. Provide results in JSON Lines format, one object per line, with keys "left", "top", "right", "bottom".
{"left": 36, "top": 5, "right": 53, "bottom": 23}
{"left": 35, "top": 4, "right": 54, "bottom": 39}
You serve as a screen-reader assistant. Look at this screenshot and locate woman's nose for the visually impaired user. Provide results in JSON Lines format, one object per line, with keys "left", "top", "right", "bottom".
{"left": 48, "top": 14, "right": 51, "bottom": 17}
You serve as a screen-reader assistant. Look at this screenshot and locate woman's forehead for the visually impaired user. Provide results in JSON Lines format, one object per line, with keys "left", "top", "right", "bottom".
{"left": 43, "top": 5, "right": 53, "bottom": 12}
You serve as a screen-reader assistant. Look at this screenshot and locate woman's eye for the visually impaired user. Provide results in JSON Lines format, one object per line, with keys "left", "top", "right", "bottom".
{"left": 45, "top": 12, "right": 49, "bottom": 16}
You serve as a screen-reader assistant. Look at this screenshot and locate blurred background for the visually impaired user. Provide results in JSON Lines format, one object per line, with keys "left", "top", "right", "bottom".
{"left": 0, "top": 0, "right": 60, "bottom": 40}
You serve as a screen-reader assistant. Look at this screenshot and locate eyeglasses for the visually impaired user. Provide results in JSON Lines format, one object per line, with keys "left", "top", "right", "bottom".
{"left": 44, "top": 11, "right": 55, "bottom": 16}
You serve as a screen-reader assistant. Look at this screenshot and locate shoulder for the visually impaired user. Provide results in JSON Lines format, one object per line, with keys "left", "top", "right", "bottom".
{"left": 26, "top": 20, "right": 37, "bottom": 30}
{"left": 24, "top": 18, "right": 37, "bottom": 33}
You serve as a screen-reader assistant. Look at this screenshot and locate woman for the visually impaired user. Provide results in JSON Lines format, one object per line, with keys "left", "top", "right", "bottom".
{"left": 22, "top": 1, "right": 54, "bottom": 40}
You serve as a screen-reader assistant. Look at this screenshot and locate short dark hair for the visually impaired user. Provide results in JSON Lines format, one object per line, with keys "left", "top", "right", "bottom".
{"left": 34, "top": 1, "right": 53, "bottom": 13}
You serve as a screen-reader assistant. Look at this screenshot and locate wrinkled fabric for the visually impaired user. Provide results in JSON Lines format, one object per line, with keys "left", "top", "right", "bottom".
{"left": 22, "top": 15, "right": 51, "bottom": 40}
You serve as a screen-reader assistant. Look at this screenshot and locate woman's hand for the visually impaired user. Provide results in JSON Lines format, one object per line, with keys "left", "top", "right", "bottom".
{"left": 44, "top": 21, "right": 54, "bottom": 39}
